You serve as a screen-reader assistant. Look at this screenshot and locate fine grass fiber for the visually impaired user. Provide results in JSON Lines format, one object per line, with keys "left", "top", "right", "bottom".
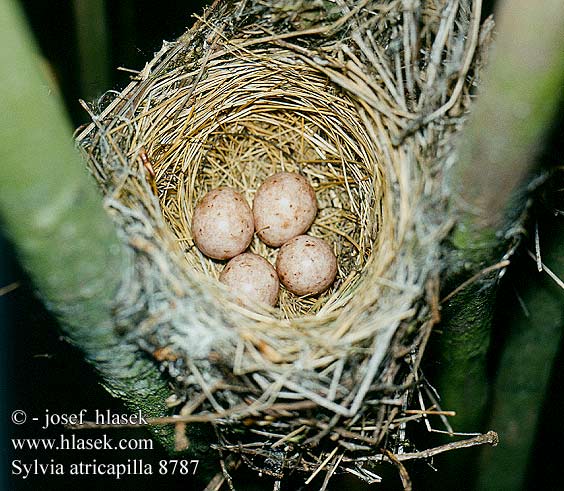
{"left": 77, "top": 0, "right": 494, "bottom": 485}
{"left": 152, "top": 52, "right": 385, "bottom": 319}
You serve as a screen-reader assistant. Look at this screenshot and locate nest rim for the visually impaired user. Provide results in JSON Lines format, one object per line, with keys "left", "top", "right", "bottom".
{"left": 75, "top": 0, "right": 492, "bottom": 484}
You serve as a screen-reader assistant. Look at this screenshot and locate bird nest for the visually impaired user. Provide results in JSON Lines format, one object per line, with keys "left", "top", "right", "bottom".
{"left": 77, "top": 0, "right": 494, "bottom": 486}
{"left": 154, "top": 54, "right": 385, "bottom": 318}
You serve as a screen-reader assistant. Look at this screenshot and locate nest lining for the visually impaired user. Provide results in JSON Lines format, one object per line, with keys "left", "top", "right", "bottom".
{"left": 150, "top": 52, "right": 387, "bottom": 320}
{"left": 77, "top": 0, "right": 492, "bottom": 484}
{"left": 104, "top": 42, "right": 423, "bottom": 383}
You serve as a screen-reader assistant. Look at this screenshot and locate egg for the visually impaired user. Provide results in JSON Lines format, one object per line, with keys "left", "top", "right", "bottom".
{"left": 276, "top": 235, "right": 337, "bottom": 296}
{"left": 220, "top": 253, "right": 279, "bottom": 307}
{"left": 192, "top": 188, "right": 254, "bottom": 260}
{"left": 253, "top": 172, "right": 317, "bottom": 247}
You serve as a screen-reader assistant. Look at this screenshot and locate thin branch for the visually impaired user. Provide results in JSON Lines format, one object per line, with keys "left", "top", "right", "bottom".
{"left": 384, "top": 448, "right": 412, "bottom": 490}
{"left": 394, "top": 431, "right": 498, "bottom": 462}
{"left": 528, "top": 250, "right": 564, "bottom": 290}
{"left": 440, "top": 260, "right": 510, "bottom": 304}
{"left": 0, "top": 282, "right": 20, "bottom": 296}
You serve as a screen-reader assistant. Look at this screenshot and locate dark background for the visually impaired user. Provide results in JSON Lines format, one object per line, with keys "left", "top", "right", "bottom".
{"left": 1, "top": 1, "right": 563, "bottom": 490}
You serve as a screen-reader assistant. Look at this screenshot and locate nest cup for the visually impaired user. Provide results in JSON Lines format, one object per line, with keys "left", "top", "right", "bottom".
{"left": 154, "top": 51, "right": 388, "bottom": 318}
{"left": 97, "top": 39, "right": 411, "bottom": 370}
{"left": 78, "top": 0, "right": 489, "bottom": 482}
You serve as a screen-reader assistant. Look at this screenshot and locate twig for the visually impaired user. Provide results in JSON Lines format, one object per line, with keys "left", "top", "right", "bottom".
{"left": 440, "top": 260, "right": 510, "bottom": 304}
{"left": 383, "top": 448, "right": 412, "bottom": 491}
{"left": 305, "top": 447, "right": 338, "bottom": 485}
{"left": 394, "top": 431, "right": 498, "bottom": 461}
{"left": 271, "top": 425, "right": 307, "bottom": 449}
{"left": 320, "top": 452, "right": 343, "bottom": 491}
{"left": 534, "top": 222, "right": 543, "bottom": 272}
{"left": 0, "top": 282, "right": 20, "bottom": 296}
{"left": 404, "top": 409, "right": 456, "bottom": 417}
{"left": 528, "top": 250, "right": 564, "bottom": 290}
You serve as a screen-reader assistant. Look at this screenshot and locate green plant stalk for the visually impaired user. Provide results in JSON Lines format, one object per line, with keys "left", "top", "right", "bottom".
{"left": 431, "top": 0, "right": 564, "bottom": 483}
{"left": 434, "top": 226, "right": 504, "bottom": 432}
{"left": 422, "top": 230, "right": 503, "bottom": 488}
{"left": 72, "top": 0, "right": 111, "bottom": 100}
{"left": 0, "top": 0, "right": 174, "bottom": 446}
{"left": 476, "top": 222, "right": 564, "bottom": 490}
{"left": 453, "top": 0, "right": 564, "bottom": 227}
{"left": 438, "top": 0, "right": 564, "bottom": 428}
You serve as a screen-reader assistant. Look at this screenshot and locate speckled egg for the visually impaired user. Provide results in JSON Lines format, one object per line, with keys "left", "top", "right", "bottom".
{"left": 276, "top": 235, "right": 337, "bottom": 296}
{"left": 220, "top": 253, "right": 279, "bottom": 307}
{"left": 192, "top": 188, "right": 254, "bottom": 260}
{"left": 253, "top": 172, "right": 317, "bottom": 247}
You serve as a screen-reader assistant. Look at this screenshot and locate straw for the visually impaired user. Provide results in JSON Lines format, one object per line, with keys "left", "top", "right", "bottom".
{"left": 76, "top": 0, "right": 494, "bottom": 485}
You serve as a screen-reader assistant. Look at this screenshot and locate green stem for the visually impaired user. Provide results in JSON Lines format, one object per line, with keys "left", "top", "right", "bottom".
{"left": 434, "top": 223, "right": 504, "bottom": 426}
{"left": 439, "top": 0, "right": 564, "bottom": 429}
{"left": 476, "top": 221, "right": 564, "bottom": 490}
{"left": 435, "top": 0, "right": 564, "bottom": 482}
{"left": 0, "top": 0, "right": 172, "bottom": 443}
{"left": 452, "top": 0, "right": 564, "bottom": 227}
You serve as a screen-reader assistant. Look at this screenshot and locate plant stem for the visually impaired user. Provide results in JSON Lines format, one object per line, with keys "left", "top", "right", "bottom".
{"left": 476, "top": 219, "right": 564, "bottom": 490}
{"left": 0, "top": 0, "right": 172, "bottom": 442}
{"left": 452, "top": 0, "right": 564, "bottom": 228}
{"left": 434, "top": 0, "right": 564, "bottom": 483}
{"left": 439, "top": 0, "right": 564, "bottom": 429}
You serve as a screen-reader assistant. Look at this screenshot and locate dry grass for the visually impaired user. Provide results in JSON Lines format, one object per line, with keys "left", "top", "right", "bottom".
{"left": 148, "top": 52, "right": 385, "bottom": 319}
{"left": 77, "top": 0, "right": 495, "bottom": 486}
